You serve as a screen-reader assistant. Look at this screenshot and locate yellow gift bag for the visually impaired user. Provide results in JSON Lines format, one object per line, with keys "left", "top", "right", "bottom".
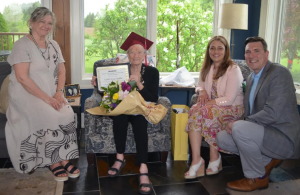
{"left": 171, "top": 105, "right": 189, "bottom": 161}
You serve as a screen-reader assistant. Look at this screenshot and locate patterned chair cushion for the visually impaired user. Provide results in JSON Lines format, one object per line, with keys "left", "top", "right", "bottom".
{"left": 85, "top": 58, "right": 171, "bottom": 154}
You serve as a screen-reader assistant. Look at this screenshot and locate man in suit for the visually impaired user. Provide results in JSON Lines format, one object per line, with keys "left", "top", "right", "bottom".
{"left": 216, "top": 37, "right": 300, "bottom": 192}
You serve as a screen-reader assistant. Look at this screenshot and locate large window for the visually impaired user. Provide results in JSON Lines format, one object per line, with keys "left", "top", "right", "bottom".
{"left": 156, "top": 0, "right": 213, "bottom": 72}
{"left": 280, "top": 0, "right": 300, "bottom": 84}
{"left": 84, "top": 0, "right": 147, "bottom": 73}
{"left": 83, "top": 0, "right": 213, "bottom": 74}
{"left": 0, "top": 0, "right": 41, "bottom": 50}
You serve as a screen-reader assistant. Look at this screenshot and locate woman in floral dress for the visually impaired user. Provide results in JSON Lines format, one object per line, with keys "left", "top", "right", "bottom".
{"left": 184, "top": 36, "right": 244, "bottom": 179}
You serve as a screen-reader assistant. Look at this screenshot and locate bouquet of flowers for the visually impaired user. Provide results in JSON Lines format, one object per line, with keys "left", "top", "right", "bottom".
{"left": 100, "top": 80, "right": 137, "bottom": 113}
{"left": 87, "top": 80, "right": 168, "bottom": 125}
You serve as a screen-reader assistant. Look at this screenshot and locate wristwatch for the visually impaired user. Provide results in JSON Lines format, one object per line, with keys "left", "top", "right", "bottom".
{"left": 57, "top": 89, "right": 64, "bottom": 93}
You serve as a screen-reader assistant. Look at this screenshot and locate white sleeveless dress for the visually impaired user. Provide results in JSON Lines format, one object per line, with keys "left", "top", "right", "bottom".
{"left": 5, "top": 36, "right": 79, "bottom": 173}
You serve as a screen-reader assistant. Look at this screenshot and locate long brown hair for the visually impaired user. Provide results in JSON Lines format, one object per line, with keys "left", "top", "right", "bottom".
{"left": 200, "top": 36, "right": 234, "bottom": 82}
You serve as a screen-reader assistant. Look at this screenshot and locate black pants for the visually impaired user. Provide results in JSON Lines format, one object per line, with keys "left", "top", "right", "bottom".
{"left": 112, "top": 115, "right": 148, "bottom": 165}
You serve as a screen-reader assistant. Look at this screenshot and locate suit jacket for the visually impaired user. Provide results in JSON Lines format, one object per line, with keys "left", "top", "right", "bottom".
{"left": 196, "top": 64, "right": 244, "bottom": 106}
{"left": 244, "top": 61, "right": 300, "bottom": 159}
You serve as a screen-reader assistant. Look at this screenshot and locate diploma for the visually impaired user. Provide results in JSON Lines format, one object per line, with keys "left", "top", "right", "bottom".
{"left": 96, "top": 63, "right": 130, "bottom": 92}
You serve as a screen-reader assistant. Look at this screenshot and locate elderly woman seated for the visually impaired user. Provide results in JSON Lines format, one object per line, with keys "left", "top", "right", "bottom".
{"left": 91, "top": 32, "right": 157, "bottom": 195}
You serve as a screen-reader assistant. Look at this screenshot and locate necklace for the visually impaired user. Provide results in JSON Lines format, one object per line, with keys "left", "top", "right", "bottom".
{"left": 30, "top": 33, "right": 50, "bottom": 68}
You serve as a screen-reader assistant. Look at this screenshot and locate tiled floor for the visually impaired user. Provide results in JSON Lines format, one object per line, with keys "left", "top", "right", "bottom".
{"left": 1, "top": 130, "right": 300, "bottom": 195}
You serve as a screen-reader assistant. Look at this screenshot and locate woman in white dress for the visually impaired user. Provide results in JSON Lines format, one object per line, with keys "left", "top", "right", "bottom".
{"left": 5, "top": 7, "right": 80, "bottom": 181}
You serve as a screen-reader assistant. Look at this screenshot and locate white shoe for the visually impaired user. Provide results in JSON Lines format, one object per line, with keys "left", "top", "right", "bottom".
{"left": 184, "top": 158, "right": 205, "bottom": 179}
{"left": 206, "top": 153, "right": 222, "bottom": 175}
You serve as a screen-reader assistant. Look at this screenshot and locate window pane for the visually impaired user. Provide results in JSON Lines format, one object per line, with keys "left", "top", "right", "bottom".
{"left": 280, "top": 0, "right": 300, "bottom": 83}
{"left": 84, "top": 0, "right": 147, "bottom": 73}
{"left": 0, "top": 0, "right": 41, "bottom": 50}
{"left": 156, "top": 0, "right": 214, "bottom": 72}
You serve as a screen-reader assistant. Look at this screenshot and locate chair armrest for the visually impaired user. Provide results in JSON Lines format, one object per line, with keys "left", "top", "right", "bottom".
{"left": 190, "top": 94, "right": 198, "bottom": 107}
{"left": 157, "top": 96, "right": 171, "bottom": 110}
{"left": 157, "top": 96, "right": 171, "bottom": 134}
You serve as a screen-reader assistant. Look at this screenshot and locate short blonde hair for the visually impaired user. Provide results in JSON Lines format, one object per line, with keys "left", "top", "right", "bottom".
{"left": 27, "top": 7, "right": 56, "bottom": 35}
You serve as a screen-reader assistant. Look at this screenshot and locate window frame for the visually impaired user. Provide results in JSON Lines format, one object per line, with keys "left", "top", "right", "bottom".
{"left": 259, "top": 0, "right": 300, "bottom": 103}
{"left": 70, "top": 0, "right": 226, "bottom": 89}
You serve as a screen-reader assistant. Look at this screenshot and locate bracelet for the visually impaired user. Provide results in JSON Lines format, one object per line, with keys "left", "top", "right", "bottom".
{"left": 197, "top": 90, "right": 204, "bottom": 95}
{"left": 56, "top": 89, "right": 64, "bottom": 93}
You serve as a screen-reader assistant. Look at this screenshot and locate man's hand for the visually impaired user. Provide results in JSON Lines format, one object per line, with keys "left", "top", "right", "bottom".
{"left": 226, "top": 121, "right": 235, "bottom": 135}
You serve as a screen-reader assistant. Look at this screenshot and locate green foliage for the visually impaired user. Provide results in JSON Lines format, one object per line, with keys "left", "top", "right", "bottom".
{"left": 84, "top": 13, "right": 96, "bottom": 27}
{"left": 281, "top": 0, "right": 300, "bottom": 72}
{"left": 1, "top": 2, "right": 40, "bottom": 32}
{"left": 21, "top": 1, "right": 40, "bottom": 28}
{"left": 156, "top": 0, "right": 213, "bottom": 72}
{"left": 86, "top": 0, "right": 147, "bottom": 61}
{"left": 85, "top": 0, "right": 213, "bottom": 73}
{"left": 0, "top": 12, "right": 13, "bottom": 50}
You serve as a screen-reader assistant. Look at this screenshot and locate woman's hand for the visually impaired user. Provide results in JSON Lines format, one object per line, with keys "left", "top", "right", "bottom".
{"left": 91, "top": 76, "right": 97, "bottom": 86}
{"left": 45, "top": 96, "right": 63, "bottom": 111}
{"left": 54, "top": 91, "right": 65, "bottom": 106}
{"left": 129, "top": 74, "right": 141, "bottom": 85}
{"left": 129, "top": 74, "right": 144, "bottom": 90}
{"left": 197, "top": 90, "right": 210, "bottom": 106}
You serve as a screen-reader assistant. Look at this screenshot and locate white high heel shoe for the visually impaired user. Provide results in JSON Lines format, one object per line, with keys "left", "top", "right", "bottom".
{"left": 206, "top": 153, "right": 222, "bottom": 175}
{"left": 184, "top": 158, "right": 205, "bottom": 179}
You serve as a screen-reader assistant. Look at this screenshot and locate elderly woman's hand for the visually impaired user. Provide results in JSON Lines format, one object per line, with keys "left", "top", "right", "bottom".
{"left": 197, "top": 90, "right": 209, "bottom": 106}
{"left": 91, "top": 76, "right": 97, "bottom": 86}
{"left": 129, "top": 74, "right": 143, "bottom": 87}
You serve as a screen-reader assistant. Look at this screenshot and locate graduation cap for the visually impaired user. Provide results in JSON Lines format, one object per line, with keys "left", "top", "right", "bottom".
{"left": 120, "top": 32, "right": 154, "bottom": 66}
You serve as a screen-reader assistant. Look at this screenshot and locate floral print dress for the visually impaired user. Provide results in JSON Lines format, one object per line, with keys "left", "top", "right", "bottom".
{"left": 185, "top": 78, "right": 244, "bottom": 153}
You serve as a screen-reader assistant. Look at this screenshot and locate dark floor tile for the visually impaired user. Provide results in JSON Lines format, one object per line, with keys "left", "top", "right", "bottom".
{"left": 281, "top": 167, "right": 300, "bottom": 179}
{"left": 63, "top": 191, "right": 100, "bottom": 195}
{"left": 97, "top": 156, "right": 110, "bottom": 177}
{"left": 99, "top": 174, "right": 155, "bottom": 195}
{"left": 280, "top": 158, "right": 300, "bottom": 170}
{"left": 63, "top": 165, "right": 99, "bottom": 193}
{"left": 148, "top": 152, "right": 162, "bottom": 162}
{"left": 147, "top": 161, "right": 196, "bottom": 185}
{"left": 269, "top": 167, "right": 295, "bottom": 182}
{"left": 97, "top": 154, "right": 140, "bottom": 177}
{"left": 279, "top": 159, "right": 300, "bottom": 179}
{"left": 3, "top": 160, "right": 13, "bottom": 168}
{"left": 154, "top": 182, "right": 210, "bottom": 195}
{"left": 0, "top": 158, "right": 8, "bottom": 168}
{"left": 71, "top": 149, "right": 89, "bottom": 169}
{"left": 197, "top": 166, "right": 244, "bottom": 195}
{"left": 222, "top": 156, "right": 243, "bottom": 172}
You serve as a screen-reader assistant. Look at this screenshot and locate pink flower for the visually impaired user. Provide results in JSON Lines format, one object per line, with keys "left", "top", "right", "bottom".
{"left": 123, "top": 90, "right": 129, "bottom": 99}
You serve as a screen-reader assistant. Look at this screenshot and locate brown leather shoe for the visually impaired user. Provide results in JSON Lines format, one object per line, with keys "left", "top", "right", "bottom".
{"left": 227, "top": 176, "right": 269, "bottom": 192}
{"left": 265, "top": 159, "right": 283, "bottom": 176}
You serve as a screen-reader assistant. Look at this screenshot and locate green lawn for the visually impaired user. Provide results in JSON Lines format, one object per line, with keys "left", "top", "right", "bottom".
{"left": 280, "top": 57, "right": 300, "bottom": 83}
{"left": 84, "top": 39, "right": 121, "bottom": 73}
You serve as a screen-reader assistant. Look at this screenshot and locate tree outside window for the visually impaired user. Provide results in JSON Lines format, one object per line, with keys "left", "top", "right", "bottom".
{"left": 84, "top": 0, "right": 214, "bottom": 73}
{"left": 0, "top": 1, "right": 40, "bottom": 50}
{"left": 280, "top": 0, "right": 300, "bottom": 83}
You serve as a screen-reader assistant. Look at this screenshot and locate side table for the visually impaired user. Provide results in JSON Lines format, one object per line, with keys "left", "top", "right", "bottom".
{"left": 67, "top": 96, "right": 81, "bottom": 145}
{"left": 160, "top": 84, "right": 196, "bottom": 106}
